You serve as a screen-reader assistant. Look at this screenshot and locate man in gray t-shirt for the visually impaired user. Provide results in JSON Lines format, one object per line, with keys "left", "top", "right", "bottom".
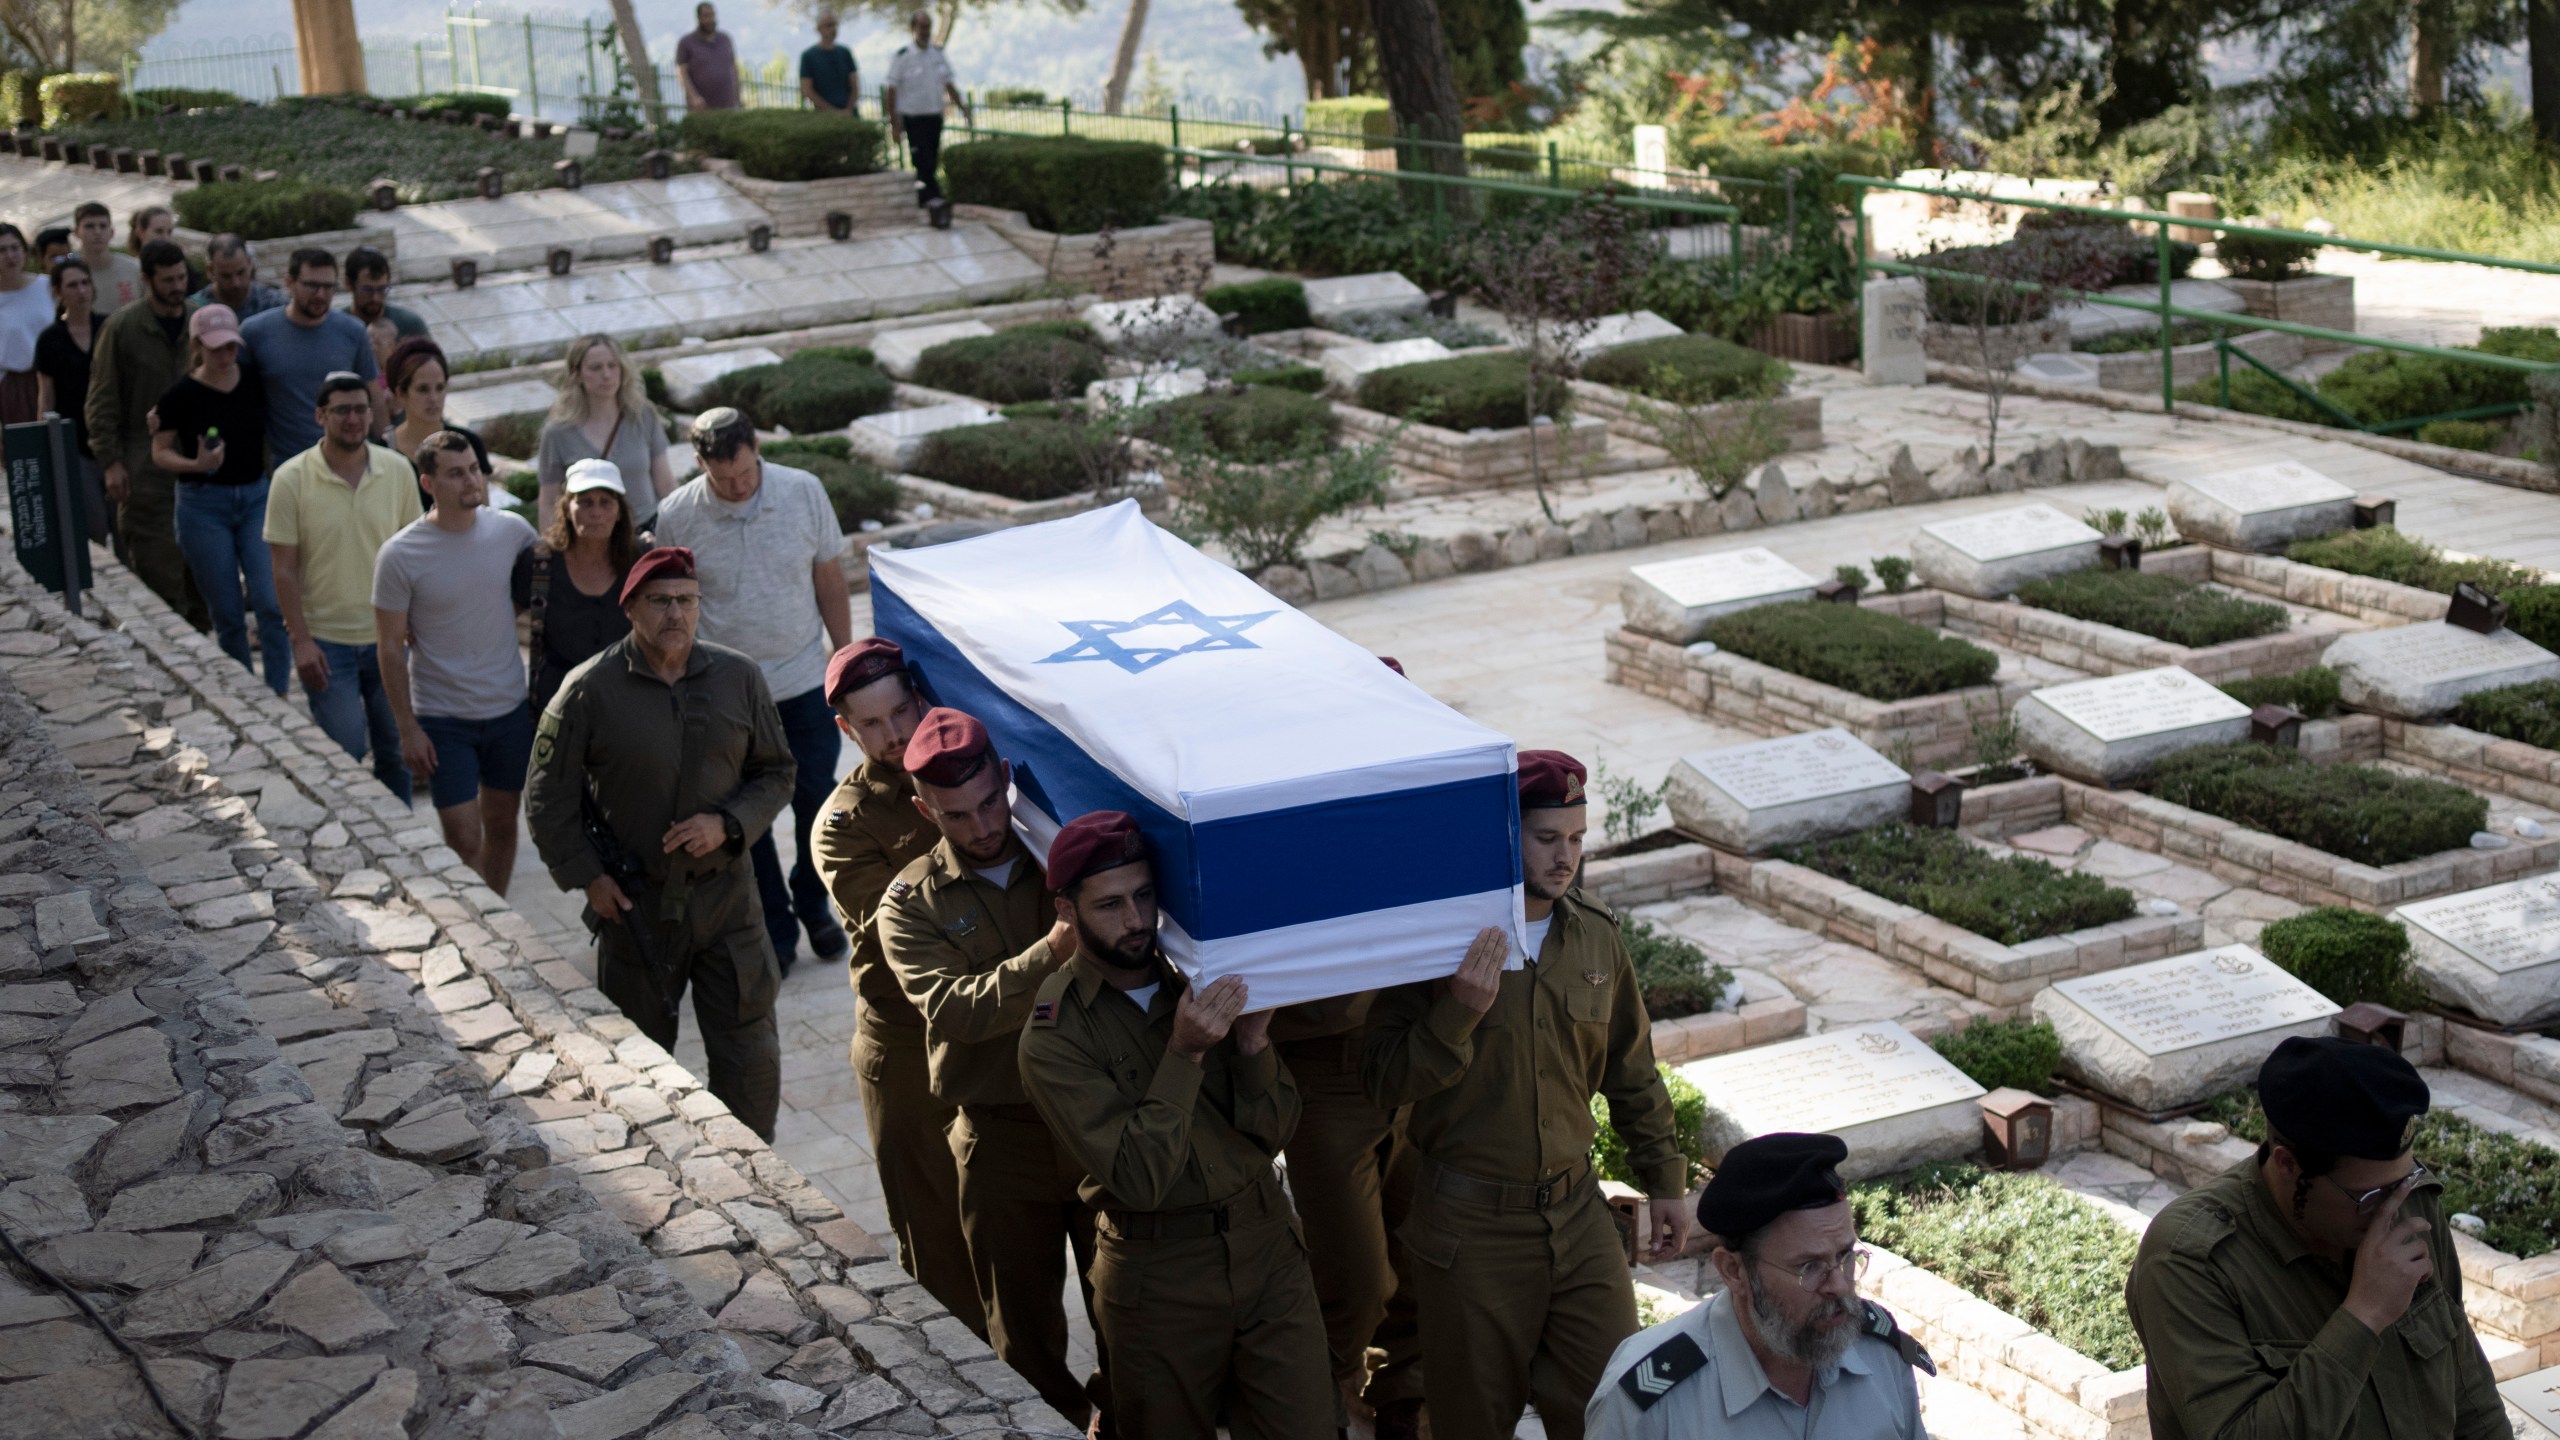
{"left": 651, "top": 408, "right": 852, "bottom": 972}
{"left": 374, "top": 432, "right": 539, "bottom": 895}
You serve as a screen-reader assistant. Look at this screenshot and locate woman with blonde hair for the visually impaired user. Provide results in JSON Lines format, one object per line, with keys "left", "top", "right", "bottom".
{"left": 535, "top": 332, "right": 674, "bottom": 527}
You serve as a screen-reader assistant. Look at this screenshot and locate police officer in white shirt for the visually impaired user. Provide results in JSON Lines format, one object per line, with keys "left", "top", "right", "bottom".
{"left": 884, "top": 8, "right": 971, "bottom": 215}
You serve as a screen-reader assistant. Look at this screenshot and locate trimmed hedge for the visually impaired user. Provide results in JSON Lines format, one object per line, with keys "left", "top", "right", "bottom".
{"left": 2283, "top": 526, "right": 2542, "bottom": 596}
{"left": 943, "top": 136, "right": 1166, "bottom": 233}
{"left": 1623, "top": 918, "right": 1731, "bottom": 1020}
{"left": 1356, "top": 353, "right": 1565, "bottom": 432}
{"left": 1201, "top": 278, "right": 1308, "bottom": 335}
{"left": 1303, "top": 95, "right": 1393, "bottom": 141}
{"left": 1932, "top": 1017, "right": 2061, "bottom": 1094}
{"left": 2453, "top": 679, "right": 2560, "bottom": 750}
{"left": 2507, "top": 583, "right": 2560, "bottom": 653}
{"left": 2259, "top": 907, "right": 2425, "bottom": 1010}
{"left": 913, "top": 326, "right": 1108, "bottom": 406}
{"left": 40, "top": 72, "right": 121, "bottom": 126}
{"left": 2190, "top": 328, "right": 2560, "bottom": 432}
{"left": 1140, "top": 384, "right": 1337, "bottom": 458}
{"left": 1231, "top": 361, "right": 1326, "bottom": 393}
{"left": 700, "top": 349, "right": 894, "bottom": 432}
{"left": 478, "top": 411, "right": 547, "bottom": 461}
{"left": 174, "top": 179, "right": 361, "bottom": 242}
{"left": 1581, "top": 333, "right": 1788, "bottom": 404}
{"left": 2218, "top": 666, "right": 2342, "bottom": 719}
{"left": 1704, "top": 601, "right": 2000, "bottom": 702}
{"left": 2216, "top": 233, "right": 2321, "bottom": 282}
{"left": 761, "top": 435, "right": 900, "bottom": 530}
{"left": 1852, "top": 1163, "right": 2143, "bottom": 1369}
{"left": 681, "top": 109, "right": 886, "bottom": 181}
{"left": 910, "top": 417, "right": 1108, "bottom": 500}
{"left": 1783, "top": 823, "right": 2136, "bottom": 945}
{"left": 410, "top": 91, "right": 512, "bottom": 121}
{"left": 2144, "top": 742, "right": 2487, "bottom": 867}
{"left": 2207, "top": 1094, "right": 2560, "bottom": 1259}
{"left": 131, "top": 87, "right": 244, "bottom": 114}
{"left": 1590, "top": 1064, "right": 1709, "bottom": 1189}
{"left": 2014, "top": 568, "right": 2289, "bottom": 648}
{"left": 0, "top": 73, "right": 38, "bottom": 125}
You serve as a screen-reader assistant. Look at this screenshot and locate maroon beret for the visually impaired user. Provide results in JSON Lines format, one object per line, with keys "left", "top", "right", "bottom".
{"left": 826, "top": 638, "right": 907, "bottom": 707}
{"left": 619, "top": 546, "right": 696, "bottom": 607}
{"left": 904, "top": 707, "right": 994, "bottom": 788}
{"left": 1047, "top": 810, "right": 1149, "bottom": 892}
{"left": 1517, "top": 749, "right": 1587, "bottom": 809}
{"left": 1378, "top": 656, "right": 1406, "bottom": 676}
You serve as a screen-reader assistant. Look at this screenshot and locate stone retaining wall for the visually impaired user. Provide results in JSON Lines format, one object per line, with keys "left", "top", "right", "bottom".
{"left": 2198, "top": 547, "right": 2451, "bottom": 626}
{"left": 1863, "top": 1244, "right": 2146, "bottom": 1440}
{"left": 956, "top": 207, "right": 1215, "bottom": 295}
{"left": 2090, "top": 327, "right": 2300, "bottom": 392}
{"left": 1561, "top": 843, "right": 1805, "bottom": 1064}
{"left": 1563, "top": 381, "right": 1825, "bottom": 453}
{"left": 2379, "top": 719, "right": 2560, "bottom": 810}
{"left": 698, "top": 161, "right": 914, "bottom": 237}
{"left": 1928, "top": 588, "right": 2341, "bottom": 684}
{"left": 1333, "top": 404, "right": 1618, "bottom": 494}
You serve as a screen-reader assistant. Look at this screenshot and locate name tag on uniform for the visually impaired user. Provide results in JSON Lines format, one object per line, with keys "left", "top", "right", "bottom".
{"left": 947, "top": 913, "right": 979, "bottom": 938}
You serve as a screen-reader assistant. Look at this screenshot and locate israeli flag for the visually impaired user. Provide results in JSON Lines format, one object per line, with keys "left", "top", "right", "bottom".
{"left": 869, "top": 500, "right": 1524, "bottom": 1011}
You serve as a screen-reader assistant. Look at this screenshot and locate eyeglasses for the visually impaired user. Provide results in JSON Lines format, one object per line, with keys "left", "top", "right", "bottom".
{"left": 2321, "top": 1161, "right": 2431, "bottom": 1217}
{"left": 1754, "top": 1246, "right": 1871, "bottom": 1293}
{"left": 322, "top": 404, "right": 371, "bottom": 418}
{"left": 637, "top": 593, "right": 699, "bottom": 613}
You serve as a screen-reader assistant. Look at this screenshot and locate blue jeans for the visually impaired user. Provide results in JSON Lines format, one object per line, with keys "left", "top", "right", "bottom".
{"left": 308, "top": 638, "right": 413, "bottom": 804}
{"left": 174, "top": 477, "right": 290, "bottom": 695}
{"left": 751, "top": 683, "right": 846, "bottom": 965}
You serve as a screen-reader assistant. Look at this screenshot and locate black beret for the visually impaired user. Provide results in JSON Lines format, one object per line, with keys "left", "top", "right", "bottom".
{"left": 1697, "top": 1132, "right": 1849, "bottom": 1241}
{"left": 2259, "top": 1036, "right": 2430, "bottom": 1162}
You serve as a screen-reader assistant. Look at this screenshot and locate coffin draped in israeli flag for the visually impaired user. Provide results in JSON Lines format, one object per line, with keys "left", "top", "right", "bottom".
{"left": 868, "top": 500, "right": 1523, "bottom": 1010}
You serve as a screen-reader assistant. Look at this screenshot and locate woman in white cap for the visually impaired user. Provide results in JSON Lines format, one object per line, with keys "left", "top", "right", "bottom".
{"left": 510, "top": 456, "right": 641, "bottom": 710}
{"left": 151, "top": 301, "right": 289, "bottom": 695}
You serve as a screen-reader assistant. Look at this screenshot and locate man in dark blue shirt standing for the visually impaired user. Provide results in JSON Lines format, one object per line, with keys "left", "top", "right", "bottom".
{"left": 799, "top": 11, "right": 859, "bottom": 114}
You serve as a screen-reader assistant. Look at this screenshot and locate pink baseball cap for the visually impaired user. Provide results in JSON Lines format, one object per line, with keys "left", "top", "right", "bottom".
{"left": 188, "top": 303, "right": 241, "bottom": 348}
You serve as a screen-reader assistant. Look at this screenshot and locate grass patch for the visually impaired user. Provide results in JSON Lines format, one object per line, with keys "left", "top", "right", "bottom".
{"left": 1357, "top": 353, "right": 1565, "bottom": 432}
{"left": 1581, "top": 333, "right": 1789, "bottom": 404}
{"left": 1782, "top": 823, "right": 2137, "bottom": 945}
{"left": 2016, "top": 568, "right": 2290, "bottom": 648}
{"left": 2204, "top": 1091, "right": 2560, "bottom": 1260}
{"left": 1591, "top": 1064, "right": 1709, "bottom": 1189}
{"left": 2454, "top": 679, "right": 2560, "bottom": 750}
{"left": 1200, "top": 278, "right": 1309, "bottom": 335}
{"left": 1932, "top": 1017, "right": 2062, "bottom": 1094}
{"left": 2145, "top": 742, "right": 2487, "bottom": 867}
{"left": 914, "top": 326, "right": 1109, "bottom": 406}
{"left": 2259, "top": 907, "right": 2426, "bottom": 1010}
{"left": 1623, "top": 918, "right": 1732, "bottom": 1021}
{"left": 2184, "top": 330, "right": 2560, "bottom": 436}
{"left": 1704, "top": 601, "right": 2000, "bottom": 702}
{"left": 761, "top": 435, "right": 900, "bottom": 531}
{"left": 2284, "top": 526, "right": 2543, "bottom": 596}
{"left": 2218, "top": 666, "right": 2342, "bottom": 719}
{"left": 1851, "top": 1162, "right": 2143, "bottom": 1370}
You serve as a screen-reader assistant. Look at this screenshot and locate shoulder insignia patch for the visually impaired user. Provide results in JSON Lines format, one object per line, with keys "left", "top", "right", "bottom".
{"left": 1860, "top": 1300, "right": 1936, "bottom": 1376}
{"left": 826, "top": 808, "right": 853, "bottom": 831}
{"left": 886, "top": 880, "right": 912, "bottom": 901}
{"left": 1618, "top": 1331, "right": 1705, "bottom": 1410}
{"left": 1029, "top": 999, "right": 1058, "bottom": 1027}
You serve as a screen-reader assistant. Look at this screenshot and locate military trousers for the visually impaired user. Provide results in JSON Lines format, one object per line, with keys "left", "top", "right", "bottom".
{"left": 1277, "top": 1033, "right": 1422, "bottom": 1408}
{"left": 594, "top": 868, "right": 781, "bottom": 1140}
{"left": 1093, "top": 1173, "right": 1334, "bottom": 1440}
{"left": 850, "top": 1012, "right": 983, "bottom": 1335}
{"left": 117, "top": 469, "right": 206, "bottom": 631}
{"left": 1399, "top": 1160, "right": 1638, "bottom": 1440}
{"left": 950, "top": 1102, "right": 1106, "bottom": 1428}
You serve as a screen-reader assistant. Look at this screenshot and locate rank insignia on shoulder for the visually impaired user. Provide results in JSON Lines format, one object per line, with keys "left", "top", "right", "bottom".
{"left": 826, "top": 808, "right": 852, "bottom": 831}
{"left": 886, "top": 880, "right": 912, "bottom": 900}
{"left": 1030, "top": 999, "right": 1057, "bottom": 1027}
{"left": 1618, "top": 1331, "right": 1705, "bottom": 1410}
{"left": 1861, "top": 1299, "right": 1936, "bottom": 1376}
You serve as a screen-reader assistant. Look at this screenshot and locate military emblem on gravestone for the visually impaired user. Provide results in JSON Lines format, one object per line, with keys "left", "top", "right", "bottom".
{"left": 2214, "top": 953, "right": 2252, "bottom": 976}
{"left": 1858, "top": 1032, "right": 1898, "bottom": 1055}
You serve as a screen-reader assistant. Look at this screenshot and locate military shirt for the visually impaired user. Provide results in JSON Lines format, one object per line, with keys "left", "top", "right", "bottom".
{"left": 1363, "top": 890, "right": 1684, "bottom": 1197}
{"left": 1020, "top": 954, "right": 1301, "bottom": 1213}
{"left": 524, "top": 636, "right": 795, "bottom": 893}
{"left": 1584, "top": 1291, "right": 1928, "bottom": 1440}
{"left": 1269, "top": 989, "right": 1377, "bottom": 1045}
{"left": 2126, "top": 1155, "right": 2505, "bottom": 1440}
{"left": 875, "top": 840, "right": 1063, "bottom": 1106}
{"left": 809, "top": 757, "right": 937, "bottom": 1032}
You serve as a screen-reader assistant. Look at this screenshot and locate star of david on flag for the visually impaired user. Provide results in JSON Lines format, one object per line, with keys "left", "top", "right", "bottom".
{"left": 1037, "top": 599, "right": 1278, "bottom": 673}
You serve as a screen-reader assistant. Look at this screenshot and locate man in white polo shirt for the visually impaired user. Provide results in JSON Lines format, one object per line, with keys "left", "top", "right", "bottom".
{"left": 652, "top": 408, "right": 855, "bottom": 975}
{"left": 884, "top": 8, "right": 971, "bottom": 212}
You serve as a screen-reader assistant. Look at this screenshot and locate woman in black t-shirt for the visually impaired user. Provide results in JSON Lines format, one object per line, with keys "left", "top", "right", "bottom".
{"left": 510, "top": 456, "right": 641, "bottom": 711}
{"left": 151, "top": 302, "right": 288, "bottom": 695}
{"left": 34, "top": 256, "right": 106, "bottom": 547}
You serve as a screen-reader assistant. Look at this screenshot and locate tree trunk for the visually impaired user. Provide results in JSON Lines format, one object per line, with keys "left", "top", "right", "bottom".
{"left": 2410, "top": 3, "right": 2445, "bottom": 109}
{"left": 2535, "top": 0, "right": 2560, "bottom": 147}
{"left": 607, "top": 0, "right": 660, "bottom": 113}
{"left": 60, "top": 0, "right": 73, "bottom": 72}
{"left": 1103, "top": 0, "right": 1150, "bottom": 113}
{"left": 1365, "top": 0, "right": 1466, "bottom": 175}
{"left": 293, "top": 0, "right": 366, "bottom": 95}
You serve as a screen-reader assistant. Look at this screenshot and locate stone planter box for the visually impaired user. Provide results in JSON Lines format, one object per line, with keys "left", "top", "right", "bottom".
{"left": 1334, "top": 402, "right": 1615, "bottom": 495}
{"left": 2381, "top": 719, "right": 2560, "bottom": 810}
{"left": 1568, "top": 842, "right": 1807, "bottom": 1064}
{"left": 2223, "top": 273, "right": 2356, "bottom": 354}
{"left": 1908, "top": 583, "right": 2346, "bottom": 686}
{"left": 698, "top": 159, "right": 912, "bottom": 236}
{"left": 957, "top": 204, "right": 1215, "bottom": 295}
{"left": 1922, "top": 316, "right": 2070, "bottom": 366}
{"left": 1565, "top": 378, "right": 1824, "bottom": 452}
{"left": 2087, "top": 326, "right": 2301, "bottom": 392}
{"left": 2195, "top": 545, "right": 2451, "bottom": 626}
{"left": 1863, "top": 1243, "right": 2148, "bottom": 1440}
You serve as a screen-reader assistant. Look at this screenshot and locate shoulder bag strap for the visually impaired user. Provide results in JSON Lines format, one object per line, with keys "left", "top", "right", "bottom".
{"left": 526, "top": 542, "right": 553, "bottom": 703}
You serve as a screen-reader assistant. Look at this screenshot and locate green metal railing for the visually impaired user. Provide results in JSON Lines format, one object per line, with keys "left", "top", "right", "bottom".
{"left": 1838, "top": 174, "right": 2560, "bottom": 434}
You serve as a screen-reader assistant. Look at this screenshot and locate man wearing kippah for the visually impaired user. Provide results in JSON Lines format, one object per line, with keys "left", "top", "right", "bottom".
{"left": 1365, "top": 748, "right": 1690, "bottom": 1440}
{"left": 1586, "top": 1132, "right": 1931, "bottom": 1437}
{"left": 2126, "top": 1035, "right": 2505, "bottom": 1439}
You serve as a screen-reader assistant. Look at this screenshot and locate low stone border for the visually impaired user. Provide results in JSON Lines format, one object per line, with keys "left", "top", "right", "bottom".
{"left": 1923, "top": 582, "right": 2346, "bottom": 685}
{"left": 2383, "top": 719, "right": 2560, "bottom": 810}
{"left": 890, "top": 470, "right": 1169, "bottom": 526}
{"left": 2087, "top": 327, "right": 2299, "bottom": 393}
{"left": 1333, "top": 402, "right": 1618, "bottom": 494}
{"left": 1862, "top": 1241, "right": 2146, "bottom": 1440}
{"left": 2195, "top": 546, "right": 2453, "bottom": 626}
{"left": 1563, "top": 380, "right": 1825, "bottom": 453}
{"left": 1581, "top": 843, "right": 1806, "bottom": 1064}
{"left": 954, "top": 205, "right": 1215, "bottom": 294}
{"left": 697, "top": 160, "right": 912, "bottom": 237}
{"left": 2224, "top": 274, "right": 2356, "bottom": 354}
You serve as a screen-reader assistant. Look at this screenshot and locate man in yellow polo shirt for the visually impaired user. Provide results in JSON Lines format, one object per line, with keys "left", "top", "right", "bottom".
{"left": 263, "top": 370, "right": 423, "bottom": 803}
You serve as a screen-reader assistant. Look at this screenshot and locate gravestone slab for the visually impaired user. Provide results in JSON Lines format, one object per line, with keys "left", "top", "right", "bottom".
{"left": 1677, "top": 1022, "right": 1986, "bottom": 1181}
{"left": 2165, "top": 461, "right": 2357, "bottom": 552}
{"left": 870, "top": 321, "right": 995, "bottom": 380}
{"left": 1620, "top": 546, "right": 1820, "bottom": 642}
{"left": 1664, "top": 728, "right": 1908, "bottom": 854}
{"left": 2501, "top": 1362, "right": 2560, "bottom": 1439}
{"left": 445, "top": 380, "right": 561, "bottom": 435}
{"left": 847, "top": 402, "right": 1000, "bottom": 472}
{"left": 1080, "top": 295, "right": 1222, "bottom": 349}
{"left": 654, "top": 346, "right": 782, "bottom": 410}
{"left": 2032, "top": 944, "right": 2340, "bottom": 1109}
{"left": 1085, "top": 368, "right": 1209, "bottom": 410}
{"left": 1862, "top": 277, "right": 1926, "bottom": 386}
{"left": 2015, "top": 666, "right": 2251, "bottom": 785}
{"left": 1910, "top": 503, "right": 2103, "bottom": 598}
{"left": 1323, "top": 338, "right": 1453, "bottom": 397}
{"left": 2016, "top": 352, "right": 2100, "bottom": 387}
{"left": 1302, "top": 273, "right": 1427, "bottom": 326}
{"left": 2394, "top": 875, "right": 2560, "bottom": 1025}
{"left": 2322, "top": 622, "right": 2560, "bottom": 720}
{"left": 1571, "top": 310, "right": 1684, "bottom": 359}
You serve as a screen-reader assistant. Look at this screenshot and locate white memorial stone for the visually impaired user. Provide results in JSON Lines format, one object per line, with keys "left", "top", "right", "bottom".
{"left": 1571, "top": 310, "right": 1685, "bottom": 359}
{"left": 562, "top": 129, "right": 600, "bottom": 160}
{"left": 1620, "top": 546, "right": 1819, "bottom": 642}
{"left": 847, "top": 402, "right": 1000, "bottom": 471}
{"left": 1909, "top": 503, "right": 2103, "bottom": 598}
{"left": 2014, "top": 666, "right": 2251, "bottom": 785}
{"left": 654, "top": 346, "right": 783, "bottom": 411}
{"left": 1664, "top": 728, "right": 1908, "bottom": 854}
{"left": 872, "top": 321, "right": 996, "bottom": 380}
{"left": 2165, "top": 461, "right": 2357, "bottom": 552}
{"left": 1678, "top": 1022, "right": 1986, "bottom": 1180}
{"left": 1085, "top": 368, "right": 1210, "bottom": 410}
{"left": 445, "top": 380, "right": 563, "bottom": 437}
{"left": 1862, "top": 277, "right": 1926, "bottom": 386}
{"left": 2500, "top": 1363, "right": 2560, "bottom": 1439}
{"left": 2016, "top": 352, "right": 2101, "bottom": 387}
{"left": 2032, "top": 944, "right": 2341, "bottom": 1110}
{"left": 1325, "top": 338, "right": 1454, "bottom": 398}
{"left": 2323, "top": 622, "right": 2560, "bottom": 720}
{"left": 1080, "top": 295, "right": 1223, "bottom": 349}
{"left": 1301, "top": 273, "right": 1428, "bottom": 327}
{"left": 2395, "top": 875, "right": 2560, "bottom": 1025}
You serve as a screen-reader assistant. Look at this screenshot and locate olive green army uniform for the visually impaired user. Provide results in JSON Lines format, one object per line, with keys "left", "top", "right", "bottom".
{"left": 808, "top": 757, "right": 983, "bottom": 1335}
{"left": 2126, "top": 1155, "right": 2506, "bottom": 1440}
{"left": 1365, "top": 891, "right": 1684, "bottom": 1440}
{"left": 525, "top": 636, "right": 793, "bottom": 1138}
{"left": 87, "top": 295, "right": 205, "bottom": 628}
{"left": 1023, "top": 954, "right": 1332, "bottom": 1440}
{"left": 876, "top": 841, "right": 1102, "bottom": 1427}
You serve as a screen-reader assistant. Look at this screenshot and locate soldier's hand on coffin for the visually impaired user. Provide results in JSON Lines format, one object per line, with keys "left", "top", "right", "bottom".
{"left": 585, "top": 874, "right": 633, "bottom": 923}
{"left": 1171, "top": 975, "right": 1248, "bottom": 1063}
{"left": 1446, "top": 927, "right": 1507, "bottom": 1014}
{"left": 663, "top": 813, "right": 729, "bottom": 857}
{"left": 1231, "top": 1006, "right": 1273, "bottom": 1056}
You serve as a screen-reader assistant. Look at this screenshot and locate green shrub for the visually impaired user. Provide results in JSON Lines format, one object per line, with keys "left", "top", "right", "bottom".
{"left": 1931, "top": 1017, "right": 2062, "bottom": 1094}
{"left": 39, "top": 72, "right": 121, "bottom": 126}
{"left": 1622, "top": 918, "right": 1732, "bottom": 1020}
{"left": 174, "top": 179, "right": 361, "bottom": 241}
{"left": 0, "top": 72, "right": 39, "bottom": 126}
{"left": 1463, "top": 131, "right": 1543, "bottom": 174}
{"left": 2259, "top": 907, "right": 2426, "bottom": 1009}
{"left": 702, "top": 352, "right": 894, "bottom": 432}
{"left": 914, "top": 329, "right": 1108, "bottom": 405}
{"left": 2216, "top": 233, "right": 2321, "bottom": 282}
{"left": 2453, "top": 679, "right": 2560, "bottom": 750}
{"left": 982, "top": 86, "right": 1050, "bottom": 105}
{"left": 1591, "top": 1064, "right": 1709, "bottom": 1188}
{"left": 2145, "top": 742, "right": 2487, "bottom": 867}
{"left": 410, "top": 90, "right": 512, "bottom": 121}
{"left": 1303, "top": 95, "right": 1393, "bottom": 142}
{"left": 130, "top": 86, "right": 243, "bottom": 114}
{"left": 1200, "top": 278, "right": 1309, "bottom": 335}
{"left": 2076, "top": 318, "right": 2234, "bottom": 355}
{"left": 1164, "top": 428, "right": 1393, "bottom": 571}
{"left": 2503, "top": 583, "right": 2560, "bottom": 652}
{"left": 943, "top": 137, "right": 1166, "bottom": 233}
{"left": 1356, "top": 353, "right": 1565, "bottom": 432}
{"left": 1873, "top": 556, "right": 1914, "bottom": 595}
{"left": 1140, "top": 385, "right": 1337, "bottom": 458}
{"left": 499, "top": 469, "right": 539, "bottom": 505}
{"left": 1703, "top": 601, "right": 1999, "bottom": 702}
{"left": 911, "top": 417, "right": 1107, "bottom": 500}
{"left": 1231, "top": 361, "right": 1326, "bottom": 393}
{"left": 2206, "top": 1094, "right": 2560, "bottom": 1260}
{"left": 1581, "top": 333, "right": 1788, "bottom": 404}
{"left": 1687, "top": 139, "right": 1891, "bottom": 225}
{"left": 477, "top": 411, "right": 547, "bottom": 461}
{"left": 763, "top": 435, "right": 900, "bottom": 530}
{"left": 640, "top": 367, "right": 671, "bottom": 411}
{"left": 680, "top": 109, "right": 886, "bottom": 181}
{"left": 2418, "top": 417, "right": 2505, "bottom": 450}
{"left": 2218, "top": 666, "right": 2342, "bottom": 719}
{"left": 2283, "top": 526, "right": 2542, "bottom": 595}
{"left": 1782, "top": 823, "right": 2136, "bottom": 945}
{"left": 1331, "top": 310, "right": 1499, "bottom": 347}
{"left": 1852, "top": 1164, "right": 2143, "bottom": 1369}
{"left": 2177, "top": 366, "right": 2333, "bottom": 424}
{"left": 2015, "top": 568, "right": 2289, "bottom": 647}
